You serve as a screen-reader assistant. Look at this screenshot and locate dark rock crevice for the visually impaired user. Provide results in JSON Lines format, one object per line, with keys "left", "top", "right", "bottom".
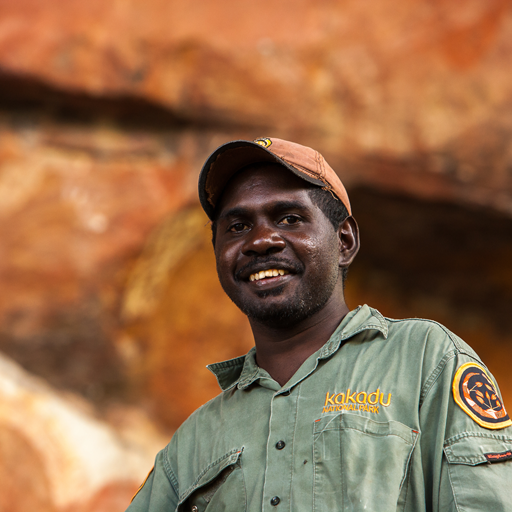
{"left": 0, "top": 70, "right": 259, "bottom": 131}
{"left": 350, "top": 187, "right": 512, "bottom": 335}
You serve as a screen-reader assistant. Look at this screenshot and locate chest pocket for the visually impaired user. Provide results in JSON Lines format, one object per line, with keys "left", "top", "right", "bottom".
{"left": 444, "top": 434, "right": 512, "bottom": 512}
{"left": 177, "top": 448, "right": 246, "bottom": 512}
{"left": 313, "top": 413, "right": 418, "bottom": 512}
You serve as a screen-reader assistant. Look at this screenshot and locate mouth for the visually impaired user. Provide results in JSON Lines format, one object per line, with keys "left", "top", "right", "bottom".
{"left": 235, "top": 257, "right": 301, "bottom": 288}
{"left": 249, "top": 268, "right": 289, "bottom": 282}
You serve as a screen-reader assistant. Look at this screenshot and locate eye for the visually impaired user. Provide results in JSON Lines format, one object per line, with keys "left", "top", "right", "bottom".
{"left": 280, "top": 215, "right": 301, "bottom": 225}
{"left": 229, "top": 222, "right": 249, "bottom": 233}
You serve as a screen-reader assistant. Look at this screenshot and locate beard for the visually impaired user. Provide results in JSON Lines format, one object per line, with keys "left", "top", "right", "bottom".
{"left": 224, "top": 266, "right": 340, "bottom": 329}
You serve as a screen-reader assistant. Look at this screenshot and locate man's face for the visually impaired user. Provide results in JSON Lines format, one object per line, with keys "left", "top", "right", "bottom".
{"left": 213, "top": 164, "right": 343, "bottom": 328}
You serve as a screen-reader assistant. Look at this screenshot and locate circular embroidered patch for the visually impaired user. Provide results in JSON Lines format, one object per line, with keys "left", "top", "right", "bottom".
{"left": 453, "top": 362, "right": 512, "bottom": 429}
{"left": 254, "top": 137, "right": 272, "bottom": 148}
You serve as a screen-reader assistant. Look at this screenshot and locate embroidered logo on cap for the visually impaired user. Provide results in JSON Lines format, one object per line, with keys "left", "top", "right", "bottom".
{"left": 254, "top": 137, "right": 272, "bottom": 148}
{"left": 453, "top": 362, "right": 512, "bottom": 429}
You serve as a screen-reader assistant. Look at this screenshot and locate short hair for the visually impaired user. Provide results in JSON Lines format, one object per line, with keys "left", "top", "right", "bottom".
{"left": 307, "top": 187, "right": 350, "bottom": 232}
{"left": 211, "top": 184, "right": 351, "bottom": 281}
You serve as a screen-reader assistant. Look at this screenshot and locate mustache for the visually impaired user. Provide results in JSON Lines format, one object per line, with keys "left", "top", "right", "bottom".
{"left": 235, "top": 256, "right": 303, "bottom": 281}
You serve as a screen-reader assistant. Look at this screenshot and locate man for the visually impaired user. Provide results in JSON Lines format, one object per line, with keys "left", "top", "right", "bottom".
{"left": 128, "top": 137, "right": 512, "bottom": 512}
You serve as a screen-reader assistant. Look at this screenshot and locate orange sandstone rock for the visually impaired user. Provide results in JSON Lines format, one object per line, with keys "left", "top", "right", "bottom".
{"left": 0, "top": 352, "right": 167, "bottom": 512}
{"left": 0, "top": 0, "right": 511, "bottom": 212}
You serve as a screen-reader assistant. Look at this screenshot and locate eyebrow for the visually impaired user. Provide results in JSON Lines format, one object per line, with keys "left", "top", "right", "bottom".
{"left": 218, "top": 200, "right": 309, "bottom": 221}
{"left": 217, "top": 206, "right": 250, "bottom": 222}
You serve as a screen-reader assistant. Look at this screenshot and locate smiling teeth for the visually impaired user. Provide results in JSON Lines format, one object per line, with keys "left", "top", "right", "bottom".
{"left": 249, "top": 269, "right": 288, "bottom": 281}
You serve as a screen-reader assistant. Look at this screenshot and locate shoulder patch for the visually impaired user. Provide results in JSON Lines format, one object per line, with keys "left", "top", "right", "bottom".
{"left": 254, "top": 137, "right": 272, "bottom": 148}
{"left": 453, "top": 362, "right": 512, "bottom": 430}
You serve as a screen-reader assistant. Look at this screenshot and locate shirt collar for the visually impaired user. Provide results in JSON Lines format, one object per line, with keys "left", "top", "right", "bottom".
{"left": 207, "top": 304, "right": 388, "bottom": 391}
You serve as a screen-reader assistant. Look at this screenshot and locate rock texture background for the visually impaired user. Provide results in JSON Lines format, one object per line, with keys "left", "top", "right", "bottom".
{"left": 1, "top": 1, "right": 512, "bottom": 510}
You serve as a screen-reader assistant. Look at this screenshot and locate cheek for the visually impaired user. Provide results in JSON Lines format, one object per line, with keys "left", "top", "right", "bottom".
{"left": 215, "top": 256, "right": 233, "bottom": 296}
{"left": 302, "top": 232, "right": 340, "bottom": 271}
{"left": 215, "top": 243, "right": 238, "bottom": 279}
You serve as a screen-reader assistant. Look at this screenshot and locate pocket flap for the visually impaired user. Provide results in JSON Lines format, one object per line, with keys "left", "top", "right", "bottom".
{"left": 178, "top": 447, "right": 243, "bottom": 505}
{"left": 314, "top": 412, "right": 418, "bottom": 446}
{"left": 444, "top": 434, "right": 512, "bottom": 465}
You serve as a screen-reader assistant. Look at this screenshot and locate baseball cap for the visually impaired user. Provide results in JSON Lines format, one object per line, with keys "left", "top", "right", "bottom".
{"left": 198, "top": 137, "right": 351, "bottom": 220}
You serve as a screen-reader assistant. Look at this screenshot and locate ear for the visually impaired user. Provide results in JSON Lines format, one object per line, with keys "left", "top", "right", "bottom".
{"left": 337, "top": 216, "right": 360, "bottom": 267}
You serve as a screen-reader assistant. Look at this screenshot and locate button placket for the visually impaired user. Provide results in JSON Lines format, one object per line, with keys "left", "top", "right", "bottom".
{"left": 262, "top": 388, "right": 298, "bottom": 511}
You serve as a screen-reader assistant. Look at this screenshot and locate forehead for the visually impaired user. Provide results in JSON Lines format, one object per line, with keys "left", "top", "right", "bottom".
{"left": 216, "top": 163, "right": 312, "bottom": 213}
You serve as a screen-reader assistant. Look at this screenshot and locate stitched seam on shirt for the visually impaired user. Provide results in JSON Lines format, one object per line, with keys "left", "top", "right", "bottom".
{"left": 444, "top": 431, "right": 512, "bottom": 446}
{"left": 289, "top": 384, "right": 300, "bottom": 510}
{"left": 221, "top": 381, "right": 238, "bottom": 392}
{"left": 340, "top": 427, "right": 415, "bottom": 446}
{"left": 180, "top": 448, "right": 243, "bottom": 499}
{"left": 446, "top": 457, "right": 462, "bottom": 512}
{"left": 262, "top": 397, "right": 275, "bottom": 507}
{"left": 312, "top": 421, "right": 318, "bottom": 511}
{"left": 191, "top": 391, "right": 231, "bottom": 418}
{"left": 385, "top": 317, "right": 480, "bottom": 356}
{"left": 238, "top": 367, "right": 260, "bottom": 389}
{"left": 419, "top": 349, "right": 459, "bottom": 408}
{"left": 443, "top": 450, "right": 486, "bottom": 465}
{"left": 209, "top": 357, "right": 245, "bottom": 370}
{"left": 338, "top": 323, "right": 388, "bottom": 346}
{"left": 341, "top": 324, "right": 386, "bottom": 338}
{"left": 399, "top": 431, "right": 418, "bottom": 497}
{"left": 444, "top": 329, "right": 466, "bottom": 352}
{"left": 163, "top": 449, "right": 179, "bottom": 495}
{"left": 240, "top": 457, "right": 248, "bottom": 510}
{"left": 319, "top": 321, "right": 385, "bottom": 360}
{"left": 368, "top": 307, "right": 390, "bottom": 336}
{"left": 398, "top": 463, "right": 412, "bottom": 512}
{"left": 397, "top": 433, "right": 418, "bottom": 512}
{"left": 316, "top": 150, "right": 325, "bottom": 180}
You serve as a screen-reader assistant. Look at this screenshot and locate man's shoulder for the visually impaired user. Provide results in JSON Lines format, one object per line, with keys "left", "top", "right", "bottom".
{"left": 188, "top": 386, "right": 233, "bottom": 422}
{"left": 349, "top": 304, "right": 462, "bottom": 345}
{"left": 172, "top": 379, "right": 242, "bottom": 443}
{"left": 376, "top": 309, "right": 479, "bottom": 358}
{"left": 354, "top": 306, "right": 482, "bottom": 375}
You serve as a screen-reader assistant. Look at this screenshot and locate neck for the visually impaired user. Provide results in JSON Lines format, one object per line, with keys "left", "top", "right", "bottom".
{"left": 249, "top": 292, "right": 350, "bottom": 386}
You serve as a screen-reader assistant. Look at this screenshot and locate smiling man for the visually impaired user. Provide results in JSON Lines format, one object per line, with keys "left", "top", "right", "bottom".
{"left": 127, "top": 138, "right": 512, "bottom": 512}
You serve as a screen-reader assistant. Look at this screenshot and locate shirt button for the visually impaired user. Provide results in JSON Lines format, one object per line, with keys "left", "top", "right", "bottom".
{"left": 275, "top": 440, "right": 286, "bottom": 450}
{"left": 270, "top": 496, "right": 281, "bottom": 506}
{"left": 191, "top": 506, "right": 198, "bottom": 512}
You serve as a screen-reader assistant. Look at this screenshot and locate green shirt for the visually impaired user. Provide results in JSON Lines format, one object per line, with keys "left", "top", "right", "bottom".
{"left": 128, "top": 305, "right": 512, "bottom": 511}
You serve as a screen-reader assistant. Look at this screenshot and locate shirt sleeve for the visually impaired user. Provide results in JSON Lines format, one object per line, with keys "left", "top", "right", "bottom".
{"left": 126, "top": 448, "right": 179, "bottom": 512}
{"left": 419, "top": 347, "right": 512, "bottom": 512}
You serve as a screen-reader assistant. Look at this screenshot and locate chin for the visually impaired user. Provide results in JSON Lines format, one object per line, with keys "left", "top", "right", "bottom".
{"left": 237, "top": 291, "right": 328, "bottom": 329}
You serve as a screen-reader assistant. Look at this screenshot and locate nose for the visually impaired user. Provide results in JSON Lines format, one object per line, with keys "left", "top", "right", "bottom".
{"left": 242, "top": 223, "right": 286, "bottom": 256}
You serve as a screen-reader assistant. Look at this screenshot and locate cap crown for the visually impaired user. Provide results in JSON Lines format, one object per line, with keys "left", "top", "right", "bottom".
{"left": 199, "top": 137, "right": 351, "bottom": 219}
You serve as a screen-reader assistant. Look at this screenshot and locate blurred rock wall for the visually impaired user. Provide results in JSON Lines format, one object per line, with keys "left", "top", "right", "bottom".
{"left": 1, "top": 0, "right": 512, "bottom": 510}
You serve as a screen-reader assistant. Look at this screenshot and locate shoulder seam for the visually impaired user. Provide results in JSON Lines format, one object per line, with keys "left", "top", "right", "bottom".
{"left": 444, "top": 431, "right": 512, "bottom": 446}
{"left": 446, "top": 453, "right": 462, "bottom": 512}
{"left": 181, "top": 387, "right": 237, "bottom": 426}
{"left": 385, "top": 316, "right": 480, "bottom": 355}
{"left": 162, "top": 447, "right": 179, "bottom": 495}
{"left": 420, "top": 349, "right": 459, "bottom": 408}
{"left": 420, "top": 349, "right": 484, "bottom": 408}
